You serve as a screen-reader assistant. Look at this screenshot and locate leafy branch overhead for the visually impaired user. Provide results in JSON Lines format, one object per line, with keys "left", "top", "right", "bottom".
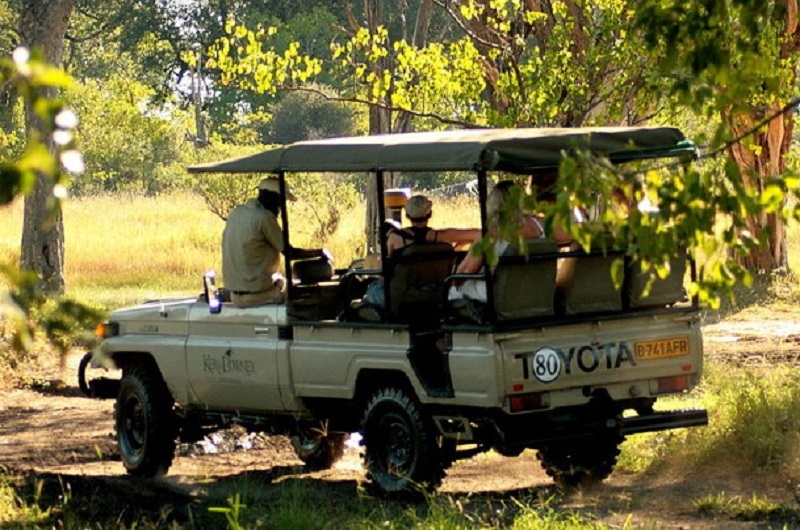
{"left": 0, "top": 48, "right": 78, "bottom": 206}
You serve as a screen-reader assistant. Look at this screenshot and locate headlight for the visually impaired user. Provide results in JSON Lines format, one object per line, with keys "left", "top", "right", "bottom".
{"left": 95, "top": 321, "right": 119, "bottom": 339}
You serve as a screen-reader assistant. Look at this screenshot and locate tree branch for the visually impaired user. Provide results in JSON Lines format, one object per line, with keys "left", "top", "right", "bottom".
{"left": 283, "top": 85, "right": 487, "bottom": 129}
{"left": 433, "top": 0, "right": 502, "bottom": 49}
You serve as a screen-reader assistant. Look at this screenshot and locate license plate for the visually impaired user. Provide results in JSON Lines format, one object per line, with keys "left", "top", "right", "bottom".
{"left": 634, "top": 337, "right": 690, "bottom": 360}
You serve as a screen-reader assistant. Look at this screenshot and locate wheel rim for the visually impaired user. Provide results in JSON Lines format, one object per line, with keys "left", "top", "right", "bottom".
{"left": 374, "top": 411, "right": 414, "bottom": 473}
{"left": 121, "top": 394, "right": 146, "bottom": 459}
{"left": 294, "top": 434, "right": 321, "bottom": 454}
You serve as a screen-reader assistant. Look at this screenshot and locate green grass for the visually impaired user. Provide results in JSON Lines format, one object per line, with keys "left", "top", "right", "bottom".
{"left": 618, "top": 359, "right": 800, "bottom": 478}
{"left": 0, "top": 472, "right": 628, "bottom": 530}
{"left": 694, "top": 492, "right": 800, "bottom": 525}
{"left": 0, "top": 475, "right": 55, "bottom": 527}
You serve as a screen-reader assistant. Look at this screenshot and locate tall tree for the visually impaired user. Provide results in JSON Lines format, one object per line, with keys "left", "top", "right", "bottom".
{"left": 18, "top": 0, "right": 75, "bottom": 294}
{"left": 636, "top": 0, "right": 800, "bottom": 275}
{"left": 723, "top": 1, "right": 799, "bottom": 273}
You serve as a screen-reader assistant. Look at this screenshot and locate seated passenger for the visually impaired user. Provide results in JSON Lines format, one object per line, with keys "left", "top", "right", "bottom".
{"left": 387, "top": 195, "right": 480, "bottom": 255}
{"left": 449, "top": 180, "right": 577, "bottom": 303}
{"left": 362, "top": 194, "right": 479, "bottom": 309}
{"left": 530, "top": 184, "right": 582, "bottom": 246}
{"left": 222, "top": 177, "right": 327, "bottom": 308}
{"left": 449, "top": 181, "right": 539, "bottom": 303}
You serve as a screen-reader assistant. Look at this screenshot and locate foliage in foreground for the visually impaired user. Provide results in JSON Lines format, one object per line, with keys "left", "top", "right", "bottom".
{"left": 0, "top": 48, "right": 105, "bottom": 362}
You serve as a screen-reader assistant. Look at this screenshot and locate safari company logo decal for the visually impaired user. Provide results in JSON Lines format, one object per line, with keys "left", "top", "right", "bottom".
{"left": 203, "top": 348, "right": 256, "bottom": 376}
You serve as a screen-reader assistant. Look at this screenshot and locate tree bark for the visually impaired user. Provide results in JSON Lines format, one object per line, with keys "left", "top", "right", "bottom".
{"left": 364, "top": 0, "right": 391, "bottom": 253}
{"left": 18, "top": 0, "right": 75, "bottom": 294}
{"left": 724, "top": 0, "right": 799, "bottom": 274}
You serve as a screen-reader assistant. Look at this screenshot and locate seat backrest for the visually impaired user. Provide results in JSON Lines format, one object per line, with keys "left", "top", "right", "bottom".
{"left": 625, "top": 250, "right": 688, "bottom": 309}
{"left": 493, "top": 239, "right": 558, "bottom": 321}
{"left": 387, "top": 242, "right": 456, "bottom": 321}
{"left": 556, "top": 241, "right": 623, "bottom": 315}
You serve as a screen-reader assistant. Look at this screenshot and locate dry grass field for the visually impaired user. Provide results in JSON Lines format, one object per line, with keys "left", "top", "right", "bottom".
{"left": 0, "top": 191, "right": 480, "bottom": 310}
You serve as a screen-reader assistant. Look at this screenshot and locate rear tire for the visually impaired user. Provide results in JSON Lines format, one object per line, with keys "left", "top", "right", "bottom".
{"left": 361, "top": 387, "right": 444, "bottom": 495}
{"left": 291, "top": 426, "right": 347, "bottom": 471}
{"left": 115, "top": 364, "right": 176, "bottom": 476}
{"left": 537, "top": 430, "right": 624, "bottom": 488}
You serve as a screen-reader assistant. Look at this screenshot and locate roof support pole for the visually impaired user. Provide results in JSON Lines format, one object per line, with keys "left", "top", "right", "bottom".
{"left": 278, "top": 170, "right": 294, "bottom": 297}
{"left": 376, "top": 169, "right": 390, "bottom": 315}
{"left": 476, "top": 168, "right": 496, "bottom": 322}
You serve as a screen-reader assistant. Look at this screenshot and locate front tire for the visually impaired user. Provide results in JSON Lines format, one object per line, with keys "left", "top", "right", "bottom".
{"left": 115, "top": 364, "right": 176, "bottom": 476}
{"left": 77, "top": 351, "right": 93, "bottom": 396}
{"left": 361, "top": 387, "right": 444, "bottom": 495}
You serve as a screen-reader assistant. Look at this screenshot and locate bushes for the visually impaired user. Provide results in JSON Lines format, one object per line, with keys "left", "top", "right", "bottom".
{"left": 619, "top": 360, "right": 800, "bottom": 477}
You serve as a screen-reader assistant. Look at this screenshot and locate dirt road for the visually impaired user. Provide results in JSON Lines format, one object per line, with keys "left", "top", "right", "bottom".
{"left": 1, "top": 314, "right": 798, "bottom": 528}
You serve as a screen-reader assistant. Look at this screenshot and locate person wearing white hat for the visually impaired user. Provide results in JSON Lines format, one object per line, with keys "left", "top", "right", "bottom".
{"left": 222, "top": 176, "right": 326, "bottom": 308}
{"left": 362, "top": 194, "right": 479, "bottom": 309}
{"left": 386, "top": 195, "right": 480, "bottom": 255}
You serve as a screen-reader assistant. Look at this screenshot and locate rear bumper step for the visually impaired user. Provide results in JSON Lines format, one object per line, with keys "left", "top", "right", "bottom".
{"left": 620, "top": 408, "right": 708, "bottom": 435}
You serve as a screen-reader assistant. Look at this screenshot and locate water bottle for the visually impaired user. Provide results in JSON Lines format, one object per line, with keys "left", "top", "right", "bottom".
{"left": 204, "top": 270, "right": 222, "bottom": 314}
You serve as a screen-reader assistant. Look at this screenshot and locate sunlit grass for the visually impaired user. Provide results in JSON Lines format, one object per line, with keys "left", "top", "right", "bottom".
{"left": 619, "top": 359, "right": 800, "bottom": 481}
{"left": 694, "top": 492, "right": 800, "bottom": 524}
{"left": 204, "top": 480, "right": 624, "bottom": 530}
{"left": 0, "top": 475, "right": 52, "bottom": 526}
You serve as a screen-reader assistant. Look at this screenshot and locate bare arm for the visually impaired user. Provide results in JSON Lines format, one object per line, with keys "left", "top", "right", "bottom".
{"left": 455, "top": 240, "right": 485, "bottom": 274}
{"left": 285, "top": 246, "right": 325, "bottom": 260}
{"left": 431, "top": 227, "right": 482, "bottom": 246}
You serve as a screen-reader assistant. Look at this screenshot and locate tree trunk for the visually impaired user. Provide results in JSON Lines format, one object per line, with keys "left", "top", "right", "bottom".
{"left": 193, "top": 49, "right": 208, "bottom": 148}
{"left": 724, "top": 0, "right": 799, "bottom": 274}
{"left": 18, "top": 0, "right": 75, "bottom": 294}
{"left": 364, "top": 0, "right": 391, "bottom": 253}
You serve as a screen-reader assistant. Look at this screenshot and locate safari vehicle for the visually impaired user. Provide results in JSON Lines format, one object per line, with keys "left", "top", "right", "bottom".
{"left": 96, "top": 127, "right": 708, "bottom": 495}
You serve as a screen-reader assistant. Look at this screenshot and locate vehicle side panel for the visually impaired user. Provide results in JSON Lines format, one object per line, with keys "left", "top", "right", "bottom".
{"left": 448, "top": 333, "right": 503, "bottom": 407}
{"left": 185, "top": 304, "right": 289, "bottom": 413}
{"left": 290, "top": 325, "right": 423, "bottom": 399}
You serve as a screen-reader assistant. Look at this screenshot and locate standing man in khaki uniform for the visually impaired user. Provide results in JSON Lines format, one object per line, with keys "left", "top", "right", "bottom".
{"left": 223, "top": 177, "right": 325, "bottom": 308}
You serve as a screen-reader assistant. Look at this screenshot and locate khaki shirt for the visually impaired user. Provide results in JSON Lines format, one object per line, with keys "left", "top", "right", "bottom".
{"left": 222, "top": 199, "right": 284, "bottom": 293}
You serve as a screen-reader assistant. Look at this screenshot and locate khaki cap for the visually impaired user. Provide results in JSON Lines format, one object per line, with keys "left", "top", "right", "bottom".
{"left": 256, "top": 177, "right": 297, "bottom": 201}
{"left": 405, "top": 195, "right": 432, "bottom": 219}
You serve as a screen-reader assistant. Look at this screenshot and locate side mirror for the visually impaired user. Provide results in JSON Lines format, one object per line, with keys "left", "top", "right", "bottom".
{"left": 203, "top": 271, "right": 222, "bottom": 314}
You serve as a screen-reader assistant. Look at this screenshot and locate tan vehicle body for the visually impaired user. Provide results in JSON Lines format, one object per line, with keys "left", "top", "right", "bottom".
{"left": 101, "top": 299, "right": 702, "bottom": 418}
{"left": 100, "top": 127, "right": 707, "bottom": 494}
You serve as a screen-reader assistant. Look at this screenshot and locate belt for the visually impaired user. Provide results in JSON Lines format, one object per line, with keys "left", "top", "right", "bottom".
{"left": 231, "top": 289, "right": 269, "bottom": 295}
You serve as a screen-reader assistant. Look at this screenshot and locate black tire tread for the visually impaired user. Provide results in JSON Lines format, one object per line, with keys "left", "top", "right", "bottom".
{"left": 115, "top": 363, "right": 176, "bottom": 477}
{"left": 361, "top": 387, "right": 445, "bottom": 496}
{"left": 536, "top": 431, "right": 623, "bottom": 488}
{"left": 77, "top": 351, "right": 93, "bottom": 397}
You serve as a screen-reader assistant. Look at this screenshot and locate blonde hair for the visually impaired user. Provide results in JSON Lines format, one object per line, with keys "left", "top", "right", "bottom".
{"left": 487, "top": 181, "right": 522, "bottom": 233}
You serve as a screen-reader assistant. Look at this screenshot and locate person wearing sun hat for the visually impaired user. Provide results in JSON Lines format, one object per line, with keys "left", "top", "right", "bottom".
{"left": 386, "top": 194, "right": 480, "bottom": 255}
{"left": 362, "top": 194, "right": 480, "bottom": 309}
{"left": 222, "top": 176, "right": 326, "bottom": 308}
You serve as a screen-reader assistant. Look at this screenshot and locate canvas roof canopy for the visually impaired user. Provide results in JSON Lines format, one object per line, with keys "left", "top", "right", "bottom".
{"left": 188, "top": 126, "right": 695, "bottom": 175}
